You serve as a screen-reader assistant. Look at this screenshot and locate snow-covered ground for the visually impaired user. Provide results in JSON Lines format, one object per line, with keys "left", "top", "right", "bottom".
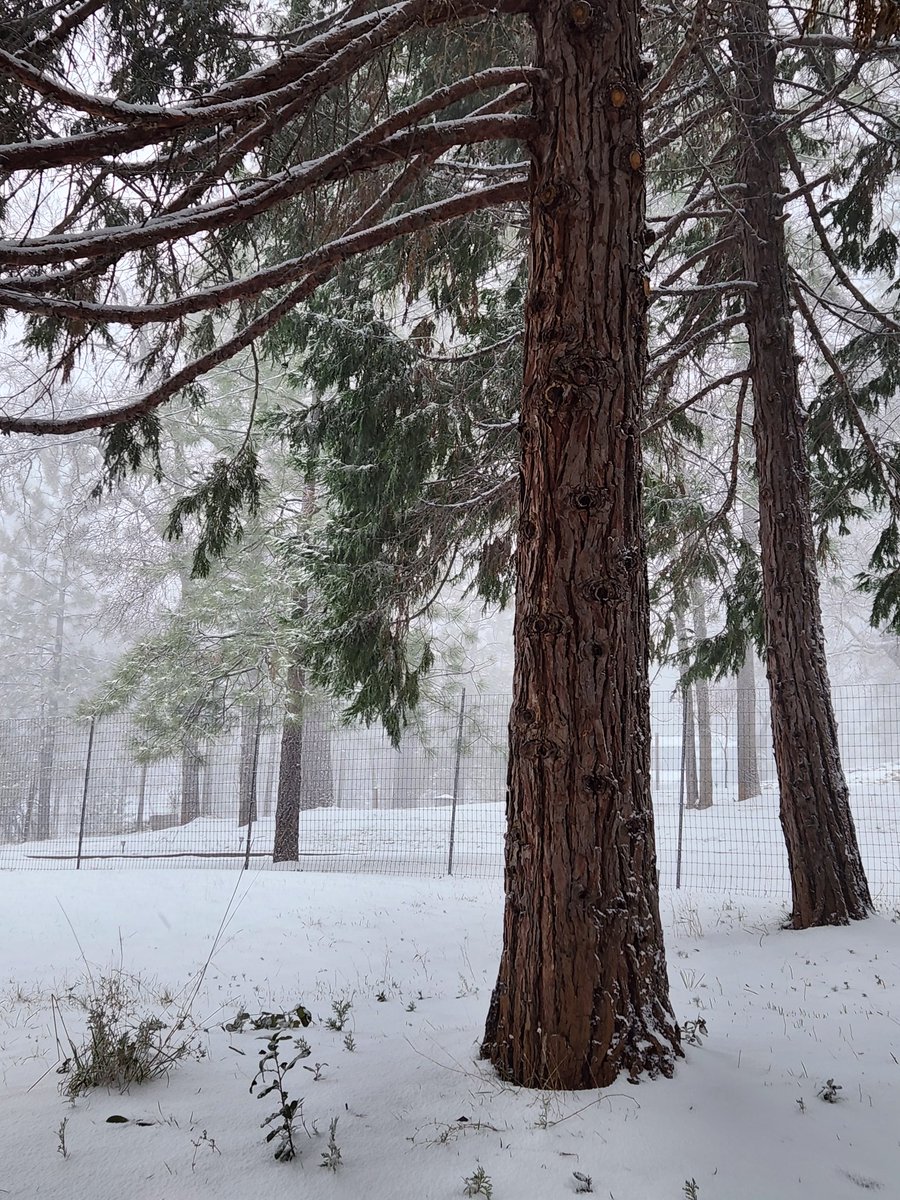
{"left": 7, "top": 777, "right": 900, "bottom": 902}
{"left": 1, "top": 870, "right": 899, "bottom": 1200}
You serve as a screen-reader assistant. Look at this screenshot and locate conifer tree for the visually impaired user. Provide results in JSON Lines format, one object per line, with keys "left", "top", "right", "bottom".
{"left": 0, "top": 0, "right": 684, "bottom": 1087}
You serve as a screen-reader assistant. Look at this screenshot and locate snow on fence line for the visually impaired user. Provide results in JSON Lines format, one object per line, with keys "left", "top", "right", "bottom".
{"left": 1, "top": 687, "right": 899, "bottom": 901}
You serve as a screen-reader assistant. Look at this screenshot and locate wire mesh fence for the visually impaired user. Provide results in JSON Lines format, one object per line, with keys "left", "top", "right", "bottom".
{"left": 1, "top": 685, "right": 899, "bottom": 901}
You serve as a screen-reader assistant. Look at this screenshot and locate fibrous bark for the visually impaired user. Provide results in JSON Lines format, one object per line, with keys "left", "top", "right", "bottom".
{"left": 482, "top": 0, "right": 680, "bottom": 1089}
{"left": 730, "top": 0, "right": 872, "bottom": 927}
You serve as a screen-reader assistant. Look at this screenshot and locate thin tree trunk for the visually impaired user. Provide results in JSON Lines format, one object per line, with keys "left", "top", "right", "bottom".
{"left": 690, "top": 585, "right": 714, "bottom": 809}
{"left": 737, "top": 450, "right": 762, "bottom": 802}
{"left": 675, "top": 609, "right": 699, "bottom": 810}
{"left": 273, "top": 659, "right": 303, "bottom": 862}
{"left": 736, "top": 651, "right": 761, "bottom": 802}
{"left": 180, "top": 738, "right": 201, "bottom": 824}
{"left": 730, "top": 0, "right": 872, "bottom": 926}
{"left": 238, "top": 702, "right": 258, "bottom": 826}
{"left": 261, "top": 731, "right": 277, "bottom": 817}
{"left": 482, "top": 0, "right": 680, "bottom": 1089}
{"left": 200, "top": 739, "right": 215, "bottom": 817}
{"left": 34, "top": 564, "right": 68, "bottom": 840}
{"left": 273, "top": 484, "right": 318, "bottom": 861}
{"left": 34, "top": 709, "right": 55, "bottom": 841}
{"left": 135, "top": 761, "right": 148, "bottom": 829}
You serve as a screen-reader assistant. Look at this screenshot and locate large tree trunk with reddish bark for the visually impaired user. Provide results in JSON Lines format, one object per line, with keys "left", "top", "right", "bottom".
{"left": 730, "top": 0, "right": 872, "bottom": 927}
{"left": 481, "top": 0, "right": 680, "bottom": 1090}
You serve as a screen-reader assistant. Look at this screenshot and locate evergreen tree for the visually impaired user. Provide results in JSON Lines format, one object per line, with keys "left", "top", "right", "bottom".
{"left": 0, "top": 0, "right": 687, "bottom": 1088}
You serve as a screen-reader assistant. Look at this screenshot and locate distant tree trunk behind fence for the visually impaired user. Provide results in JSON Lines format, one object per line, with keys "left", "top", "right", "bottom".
{"left": 675, "top": 609, "right": 699, "bottom": 809}
{"left": 736, "top": 652, "right": 761, "bottom": 802}
{"left": 238, "top": 702, "right": 258, "bottom": 826}
{"left": 273, "top": 661, "right": 304, "bottom": 862}
{"left": 180, "top": 732, "right": 201, "bottom": 824}
{"left": 299, "top": 701, "right": 334, "bottom": 810}
{"left": 691, "top": 586, "right": 714, "bottom": 809}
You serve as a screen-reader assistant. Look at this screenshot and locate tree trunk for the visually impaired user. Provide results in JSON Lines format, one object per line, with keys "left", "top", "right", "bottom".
{"left": 199, "top": 739, "right": 215, "bottom": 816}
{"left": 299, "top": 700, "right": 334, "bottom": 810}
{"left": 180, "top": 738, "right": 201, "bottom": 824}
{"left": 730, "top": 0, "right": 872, "bottom": 926}
{"left": 34, "top": 710, "right": 56, "bottom": 841}
{"left": 135, "top": 761, "right": 148, "bottom": 830}
{"left": 674, "top": 609, "right": 699, "bottom": 810}
{"left": 261, "top": 731, "right": 277, "bottom": 816}
{"left": 736, "top": 450, "right": 762, "bottom": 802}
{"left": 482, "top": 0, "right": 680, "bottom": 1089}
{"left": 34, "top": 565, "right": 68, "bottom": 840}
{"left": 238, "top": 702, "right": 259, "bottom": 826}
{"left": 736, "top": 650, "right": 761, "bottom": 802}
{"left": 273, "top": 660, "right": 303, "bottom": 862}
{"left": 690, "top": 586, "right": 714, "bottom": 809}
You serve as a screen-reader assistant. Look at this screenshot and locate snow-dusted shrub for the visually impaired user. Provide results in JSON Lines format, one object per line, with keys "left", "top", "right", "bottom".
{"left": 58, "top": 971, "right": 200, "bottom": 1098}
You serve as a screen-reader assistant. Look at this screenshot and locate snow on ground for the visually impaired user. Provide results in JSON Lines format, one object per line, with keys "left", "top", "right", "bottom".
{"left": 7, "top": 780, "right": 900, "bottom": 902}
{"left": 1, "top": 870, "right": 899, "bottom": 1200}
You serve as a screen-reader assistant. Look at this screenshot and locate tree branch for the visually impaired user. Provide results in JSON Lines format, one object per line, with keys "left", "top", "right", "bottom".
{"left": 0, "top": 177, "right": 528, "bottom": 435}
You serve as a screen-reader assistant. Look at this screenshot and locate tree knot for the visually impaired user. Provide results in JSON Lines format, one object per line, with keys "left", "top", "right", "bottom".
{"left": 568, "top": 0, "right": 594, "bottom": 28}
{"left": 552, "top": 348, "right": 619, "bottom": 390}
{"left": 569, "top": 485, "right": 609, "bottom": 513}
{"left": 536, "top": 178, "right": 579, "bottom": 213}
{"left": 524, "top": 612, "right": 567, "bottom": 638}
{"left": 521, "top": 737, "right": 561, "bottom": 760}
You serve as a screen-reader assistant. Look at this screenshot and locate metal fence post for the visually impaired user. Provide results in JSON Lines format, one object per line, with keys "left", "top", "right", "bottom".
{"left": 75, "top": 716, "right": 97, "bottom": 870}
{"left": 447, "top": 689, "right": 467, "bottom": 876}
{"left": 243, "top": 699, "right": 264, "bottom": 871}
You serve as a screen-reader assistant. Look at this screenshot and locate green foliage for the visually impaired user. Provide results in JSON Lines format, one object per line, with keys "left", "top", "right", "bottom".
{"left": 324, "top": 998, "right": 351, "bottom": 1032}
{"left": 463, "top": 1165, "right": 493, "bottom": 1198}
{"left": 103, "top": 0, "right": 256, "bottom": 102}
{"left": 320, "top": 1117, "right": 342, "bottom": 1172}
{"left": 251, "top": 1031, "right": 310, "bottom": 1162}
{"left": 95, "top": 415, "right": 164, "bottom": 493}
{"left": 165, "top": 445, "right": 265, "bottom": 578}
{"left": 667, "top": 541, "right": 765, "bottom": 686}
{"left": 225, "top": 1003, "right": 312, "bottom": 1033}
{"left": 266, "top": 263, "right": 522, "bottom": 738}
{"left": 827, "top": 142, "right": 900, "bottom": 275}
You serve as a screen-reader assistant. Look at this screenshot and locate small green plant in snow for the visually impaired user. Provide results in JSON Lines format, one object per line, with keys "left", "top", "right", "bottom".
{"left": 320, "top": 1117, "right": 343, "bottom": 1171}
{"left": 463, "top": 1164, "right": 493, "bottom": 1198}
{"left": 325, "top": 998, "right": 352, "bottom": 1031}
{"left": 251, "top": 1031, "right": 309, "bottom": 1162}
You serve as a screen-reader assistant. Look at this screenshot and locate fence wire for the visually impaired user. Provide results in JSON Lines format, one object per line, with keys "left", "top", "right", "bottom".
{"left": 1, "top": 686, "right": 899, "bottom": 901}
